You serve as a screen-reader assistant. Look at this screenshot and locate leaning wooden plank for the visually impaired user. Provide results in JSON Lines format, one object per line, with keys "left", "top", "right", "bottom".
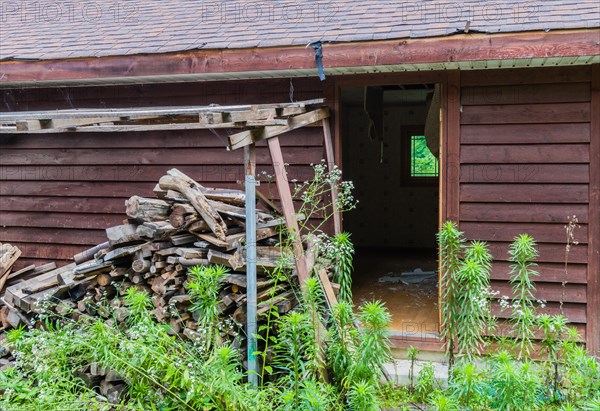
{"left": 317, "top": 269, "right": 338, "bottom": 310}
{"left": 322, "top": 118, "right": 341, "bottom": 235}
{"left": 0, "top": 245, "right": 21, "bottom": 292}
{"left": 228, "top": 108, "right": 330, "bottom": 150}
{"left": 267, "top": 137, "right": 309, "bottom": 285}
{"left": 0, "top": 244, "right": 21, "bottom": 278}
{"left": 159, "top": 171, "right": 228, "bottom": 242}
{"left": 4, "top": 264, "right": 35, "bottom": 282}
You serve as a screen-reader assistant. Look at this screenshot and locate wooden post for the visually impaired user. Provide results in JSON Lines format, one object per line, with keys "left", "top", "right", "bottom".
{"left": 244, "top": 144, "right": 259, "bottom": 385}
{"left": 267, "top": 137, "right": 309, "bottom": 285}
{"left": 588, "top": 64, "right": 600, "bottom": 356}
{"left": 322, "top": 118, "right": 341, "bottom": 235}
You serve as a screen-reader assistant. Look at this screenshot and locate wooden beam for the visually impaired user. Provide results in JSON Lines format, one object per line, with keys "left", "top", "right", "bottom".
{"left": 228, "top": 108, "right": 330, "bottom": 150}
{"left": 267, "top": 137, "right": 308, "bottom": 285}
{"left": 445, "top": 71, "right": 461, "bottom": 223}
{"left": 322, "top": 118, "right": 341, "bottom": 235}
{"left": 588, "top": 64, "right": 600, "bottom": 356}
{"left": 0, "top": 30, "right": 597, "bottom": 84}
{"left": 0, "top": 100, "right": 324, "bottom": 121}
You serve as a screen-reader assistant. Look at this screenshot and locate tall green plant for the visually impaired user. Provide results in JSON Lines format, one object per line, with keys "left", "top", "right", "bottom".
{"left": 186, "top": 264, "right": 229, "bottom": 350}
{"left": 454, "top": 241, "right": 492, "bottom": 359}
{"left": 437, "top": 221, "right": 465, "bottom": 368}
{"left": 320, "top": 232, "right": 354, "bottom": 304}
{"left": 507, "top": 234, "right": 539, "bottom": 358}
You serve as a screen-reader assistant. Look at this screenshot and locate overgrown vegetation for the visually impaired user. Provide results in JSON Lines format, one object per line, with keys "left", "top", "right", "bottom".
{"left": 1, "top": 161, "right": 598, "bottom": 411}
{"left": 432, "top": 221, "right": 599, "bottom": 410}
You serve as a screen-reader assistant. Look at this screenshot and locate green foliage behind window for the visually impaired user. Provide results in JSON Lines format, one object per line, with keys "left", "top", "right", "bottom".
{"left": 411, "top": 135, "right": 438, "bottom": 177}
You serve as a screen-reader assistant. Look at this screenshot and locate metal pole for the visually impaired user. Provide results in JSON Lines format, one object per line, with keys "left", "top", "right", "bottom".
{"left": 244, "top": 145, "right": 258, "bottom": 386}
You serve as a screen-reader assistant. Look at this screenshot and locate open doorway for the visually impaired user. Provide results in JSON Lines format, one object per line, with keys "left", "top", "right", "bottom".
{"left": 341, "top": 84, "right": 441, "bottom": 339}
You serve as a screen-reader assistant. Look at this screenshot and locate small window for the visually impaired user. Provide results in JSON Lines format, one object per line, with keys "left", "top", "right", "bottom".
{"left": 410, "top": 135, "right": 439, "bottom": 177}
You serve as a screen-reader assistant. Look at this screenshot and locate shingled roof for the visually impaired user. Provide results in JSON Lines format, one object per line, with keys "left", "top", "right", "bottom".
{"left": 1, "top": 0, "right": 599, "bottom": 60}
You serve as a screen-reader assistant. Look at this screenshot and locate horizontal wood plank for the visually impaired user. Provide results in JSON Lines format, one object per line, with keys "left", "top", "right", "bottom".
{"left": 461, "top": 102, "right": 590, "bottom": 124}
{"left": 461, "top": 144, "right": 589, "bottom": 164}
{"left": 460, "top": 164, "right": 589, "bottom": 184}
{"left": 0, "top": 211, "right": 125, "bottom": 229}
{"left": 0, "top": 164, "right": 321, "bottom": 184}
{"left": 492, "top": 301, "right": 586, "bottom": 324}
{"left": 0, "top": 196, "right": 127, "bottom": 213}
{"left": 485, "top": 242, "right": 588, "bottom": 264}
{"left": 461, "top": 123, "right": 590, "bottom": 145}
{"left": 460, "top": 203, "right": 589, "bottom": 224}
{"left": 491, "top": 281, "right": 587, "bottom": 304}
{"left": 491, "top": 262, "right": 587, "bottom": 284}
{"left": 6, "top": 242, "right": 89, "bottom": 261}
{"left": 462, "top": 222, "right": 588, "bottom": 244}
{"left": 0, "top": 128, "right": 323, "bottom": 149}
{"left": 0, "top": 227, "right": 106, "bottom": 245}
{"left": 0, "top": 146, "right": 324, "bottom": 165}
{"left": 461, "top": 66, "right": 591, "bottom": 87}
{"left": 461, "top": 82, "right": 591, "bottom": 105}
{"left": 460, "top": 184, "right": 589, "bottom": 203}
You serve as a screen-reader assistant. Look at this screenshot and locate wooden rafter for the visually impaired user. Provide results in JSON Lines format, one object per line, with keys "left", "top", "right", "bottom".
{"left": 0, "top": 99, "right": 324, "bottom": 134}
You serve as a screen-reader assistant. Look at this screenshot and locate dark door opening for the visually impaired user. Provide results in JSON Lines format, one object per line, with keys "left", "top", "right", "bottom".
{"left": 341, "top": 84, "right": 440, "bottom": 339}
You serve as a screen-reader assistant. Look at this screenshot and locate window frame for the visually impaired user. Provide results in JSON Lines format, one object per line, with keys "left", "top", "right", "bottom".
{"left": 401, "top": 125, "right": 439, "bottom": 186}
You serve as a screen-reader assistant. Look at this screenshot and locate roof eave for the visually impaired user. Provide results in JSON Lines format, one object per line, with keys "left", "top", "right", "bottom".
{"left": 1, "top": 29, "right": 598, "bottom": 88}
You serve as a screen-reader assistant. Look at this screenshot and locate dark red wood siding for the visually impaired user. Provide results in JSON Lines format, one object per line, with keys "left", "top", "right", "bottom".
{"left": 459, "top": 66, "right": 593, "bottom": 340}
{"left": 0, "top": 78, "right": 330, "bottom": 268}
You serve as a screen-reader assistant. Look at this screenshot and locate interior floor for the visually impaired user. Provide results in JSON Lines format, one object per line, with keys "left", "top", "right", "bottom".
{"left": 352, "top": 247, "right": 439, "bottom": 338}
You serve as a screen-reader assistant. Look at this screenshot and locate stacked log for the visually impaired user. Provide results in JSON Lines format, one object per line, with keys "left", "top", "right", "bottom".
{"left": 0, "top": 169, "right": 309, "bottom": 372}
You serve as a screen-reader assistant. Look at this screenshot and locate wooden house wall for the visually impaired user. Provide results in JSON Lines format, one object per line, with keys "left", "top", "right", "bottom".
{"left": 0, "top": 78, "right": 331, "bottom": 269}
{"left": 459, "top": 66, "right": 594, "bottom": 340}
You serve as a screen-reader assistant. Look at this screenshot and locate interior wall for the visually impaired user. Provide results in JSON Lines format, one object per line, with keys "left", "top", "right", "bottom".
{"left": 342, "top": 98, "right": 438, "bottom": 248}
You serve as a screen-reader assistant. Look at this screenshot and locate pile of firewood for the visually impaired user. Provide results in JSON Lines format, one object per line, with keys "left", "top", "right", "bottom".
{"left": 0, "top": 168, "right": 315, "bottom": 371}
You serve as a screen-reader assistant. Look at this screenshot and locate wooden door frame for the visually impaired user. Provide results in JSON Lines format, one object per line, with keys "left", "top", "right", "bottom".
{"left": 332, "top": 71, "right": 459, "bottom": 351}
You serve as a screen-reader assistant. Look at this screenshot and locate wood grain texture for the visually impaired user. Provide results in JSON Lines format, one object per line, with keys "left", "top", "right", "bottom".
{"left": 461, "top": 123, "right": 590, "bottom": 145}
{"left": 460, "top": 203, "right": 589, "bottom": 223}
{"left": 460, "top": 184, "right": 589, "bottom": 203}
{"left": 458, "top": 66, "right": 594, "bottom": 343}
{"left": 461, "top": 144, "right": 589, "bottom": 164}
{"left": 461, "top": 82, "right": 591, "bottom": 105}
{"left": 461, "top": 65, "right": 591, "bottom": 87}
{"left": 587, "top": 64, "right": 600, "bottom": 355}
{"left": 462, "top": 222, "right": 589, "bottom": 244}
{"left": 491, "top": 262, "right": 587, "bottom": 284}
{"left": 461, "top": 102, "right": 590, "bottom": 125}
{"left": 491, "top": 281, "right": 587, "bottom": 304}
{"left": 460, "top": 164, "right": 589, "bottom": 184}
{"left": 445, "top": 70, "right": 461, "bottom": 222}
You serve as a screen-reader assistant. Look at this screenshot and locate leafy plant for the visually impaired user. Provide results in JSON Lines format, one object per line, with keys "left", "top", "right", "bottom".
{"left": 321, "top": 232, "right": 354, "bottom": 304}
{"left": 487, "top": 351, "right": 541, "bottom": 411}
{"left": 437, "top": 221, "right": 466, "bottom": 369}
{"left": 186, "top": 264, "right": 229, "bottom": 350}
{"left": 347, "top": 380, "right": 379, "bottom": 411}
{"left": 407, "top": 346, "right": 419, "bottom": 391}
{"left": 414, "top": 362, "right": 438, "bottom": 403}
{"left": 454, "top": 241, "right": 493, "bottom": 360}
{"left": 505, "top": 233, "right": 540, "bottom": 358}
